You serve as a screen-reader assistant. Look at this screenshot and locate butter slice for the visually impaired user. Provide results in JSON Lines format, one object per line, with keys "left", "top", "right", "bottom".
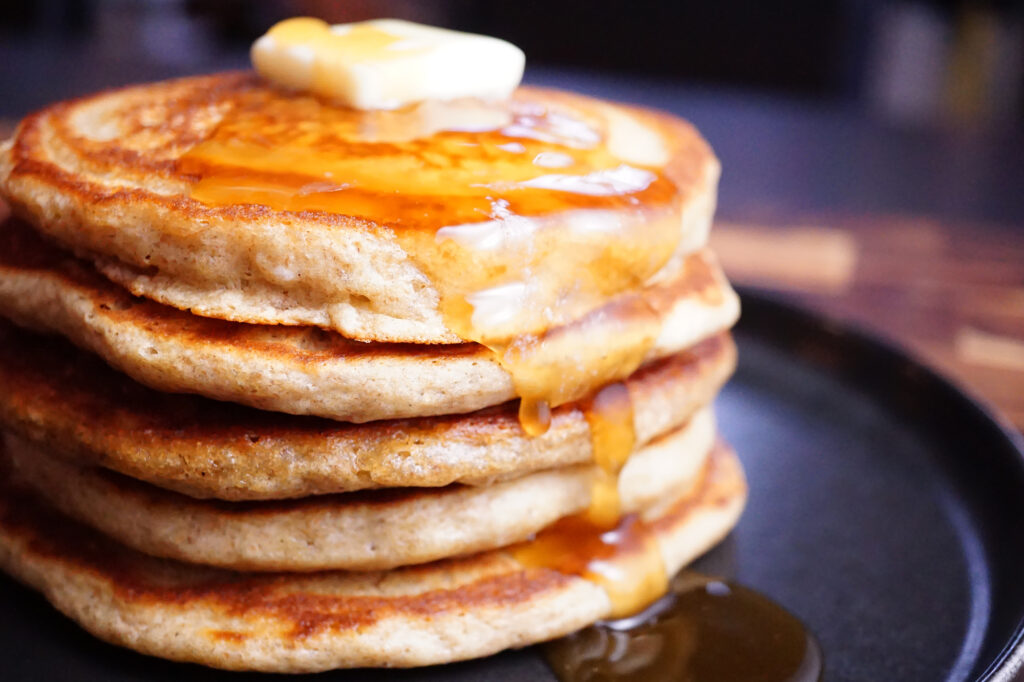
{"left": 251, "top": 18, "right": 525, "bottom": 110}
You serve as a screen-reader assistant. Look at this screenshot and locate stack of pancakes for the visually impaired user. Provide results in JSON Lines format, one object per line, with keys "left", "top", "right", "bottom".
{"left": 0, "top": 72, "right": 745, "bottom": 672}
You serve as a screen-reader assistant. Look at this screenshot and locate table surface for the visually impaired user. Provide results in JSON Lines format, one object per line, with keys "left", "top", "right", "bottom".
{"left": 711, "top": 217, "right": 1024, "bottom": 435}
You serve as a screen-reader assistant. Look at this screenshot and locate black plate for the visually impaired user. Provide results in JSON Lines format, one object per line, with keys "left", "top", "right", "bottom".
{"left": 2, "top": 291, "right": 1024, "bottom": 681}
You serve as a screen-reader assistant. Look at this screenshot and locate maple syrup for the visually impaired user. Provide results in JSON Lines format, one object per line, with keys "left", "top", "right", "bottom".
{"left": 545, "top": 572, "right": 823, "bottom": 682}
{"left": 178, "top": 89, "right": 681, "bottom": 342}
{"left": 581, "top": 382, "right": 636, "bottom": 527}
{"left": 178, "top": 83, "right": 689, "bottom": 555}
{"left": 513, "top": 513, "right": 668, "bottom": 621}
{"left": 514, "top": 443, "right": 747, "bottom": 624}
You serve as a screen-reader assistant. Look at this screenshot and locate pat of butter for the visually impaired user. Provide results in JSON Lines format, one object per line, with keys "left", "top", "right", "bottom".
{"left": 251, "top": 17, "right": 525, "bottom": 110}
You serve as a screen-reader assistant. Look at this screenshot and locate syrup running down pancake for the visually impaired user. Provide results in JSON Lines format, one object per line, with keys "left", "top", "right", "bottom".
{"left": 0, "top": 438, "right": 746, "bottom": 671}
{"left": 0, "top": 217, "right": 738, "bottom": 422}
{"left": 0, "top": 319, "right": 735, "bottom": 499}
{"left": 0, "top": 74, "right": 718, "bottom": 346}
{"left": 0, "top": 17, "right": 749, "bottom": 668}
{"left": 3, "top": 412, "right": 713, "bottom": 572}
{"left": 0, "top": 75, "right": 722, "bottom": 492}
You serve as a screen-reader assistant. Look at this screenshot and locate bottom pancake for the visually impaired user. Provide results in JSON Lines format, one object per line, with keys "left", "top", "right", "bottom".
{"left": 0, "top": 442, "right": 745, "bottom": 672}
{"left": 3, "top": 409, "right": 715, "bottom": 572}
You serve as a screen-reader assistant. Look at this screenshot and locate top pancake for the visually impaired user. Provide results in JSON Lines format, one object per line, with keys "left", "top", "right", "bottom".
{"left": 0, "top": 73, "right": 719, "bottom": 343}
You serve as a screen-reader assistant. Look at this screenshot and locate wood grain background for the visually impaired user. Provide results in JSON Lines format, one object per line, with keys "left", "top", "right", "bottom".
{"left": 712, "top": 217, "right": 1024, "bottom": 433}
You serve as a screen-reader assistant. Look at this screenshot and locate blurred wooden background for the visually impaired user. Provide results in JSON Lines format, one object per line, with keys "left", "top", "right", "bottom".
{"left": 711, "top": 217, "right": 1024, "bottom": 433}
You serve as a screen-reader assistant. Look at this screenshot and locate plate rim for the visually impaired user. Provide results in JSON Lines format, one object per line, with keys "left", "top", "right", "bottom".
{"left": 735, "top": 286, "right": 1024, "bottom": 682}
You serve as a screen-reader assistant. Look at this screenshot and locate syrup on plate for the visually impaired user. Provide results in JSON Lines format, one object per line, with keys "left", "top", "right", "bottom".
{"left": 544, "top": 571, "right": 823, "bottom": 682}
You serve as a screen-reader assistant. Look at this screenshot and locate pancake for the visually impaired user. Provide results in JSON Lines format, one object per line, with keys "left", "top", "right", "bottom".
{"left": 0, "top": 315, "right": 734, "bottom": 499}
{"left": 0, "top": 439, "right": 745, "bottom": 672}
{"left": 4, "top": 409, "right": 714, "bottom": 572}
{"left": 0, "top": 218, "right": 739, "bottom": 422}
{"left": 0, "top": 73, "right": 719, "bottom": 343}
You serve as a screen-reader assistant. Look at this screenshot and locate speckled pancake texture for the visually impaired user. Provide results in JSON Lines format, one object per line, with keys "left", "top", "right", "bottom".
{"left": 4, "top": 410, "right": 715, "bottom": 571}
{"left": 0, "top": 440, "right": 746, "bottom": 672}
{"left": 0, "top": 69, "right": 744, "bottom": 672}
{"left": 0, "top": 317, "right": 735, "bottom": 498}
{"left": 0, "top": 74, "right": 720, "bottom": 342}
{"left": 0, "top": 218, "right": 739, "bottom": 422}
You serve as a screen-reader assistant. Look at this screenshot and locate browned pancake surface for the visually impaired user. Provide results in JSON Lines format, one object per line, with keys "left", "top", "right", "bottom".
{"left": 0, "top": 74, "right": 719, "bottom": 342}
{"left": 0, "top": 441, "right": 746, "bottom": 671}
{"left": 0, "top": 310, "right": 733, "bottom": 497}
{"left": 4, "top": 411, "right": 715, "bottom": 571}
{"left": 0, "top": 218, "right": 738, "bottom": 422}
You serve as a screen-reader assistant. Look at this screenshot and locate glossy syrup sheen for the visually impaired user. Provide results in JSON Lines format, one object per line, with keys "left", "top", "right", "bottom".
{"left": 177, "top": 91, "right": 677, "bottom": 226}
{"left": 176, "top": 87, "right": 682, "bottom": 346}
{"left": 178, "top": 86, "right": 684, "bottom": 612}
{"left": 513, "top": 513, "right": 667, "bottom": 621}
{"left": 581, "top": 382, "right": 636, "bottom": 527}
{"left": 544, "top": 573, "right": 823, "bottom": 682}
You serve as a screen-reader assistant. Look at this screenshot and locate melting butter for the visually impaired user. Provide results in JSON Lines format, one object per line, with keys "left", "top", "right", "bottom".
{"left": 251, "top": 18, "right": 525, "bottom": 109}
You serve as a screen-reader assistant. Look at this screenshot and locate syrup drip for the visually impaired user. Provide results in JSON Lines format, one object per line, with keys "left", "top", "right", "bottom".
{"left": 544, "top": 573, "right": 823, "bottom": 682}
{"left": 494, "top": 302, "right": 652, "bottom": 529}
{"left": 179, "top": 85, "right": 681, "bottom": 575}
{"left": 513, "top": 513, "right": 667, "bottom": 620}
{"left": 581, "top": 382, "right": 636, "bottom": 527}
{"left": 519, "top": 397, "right": 553, "bottom": 437}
